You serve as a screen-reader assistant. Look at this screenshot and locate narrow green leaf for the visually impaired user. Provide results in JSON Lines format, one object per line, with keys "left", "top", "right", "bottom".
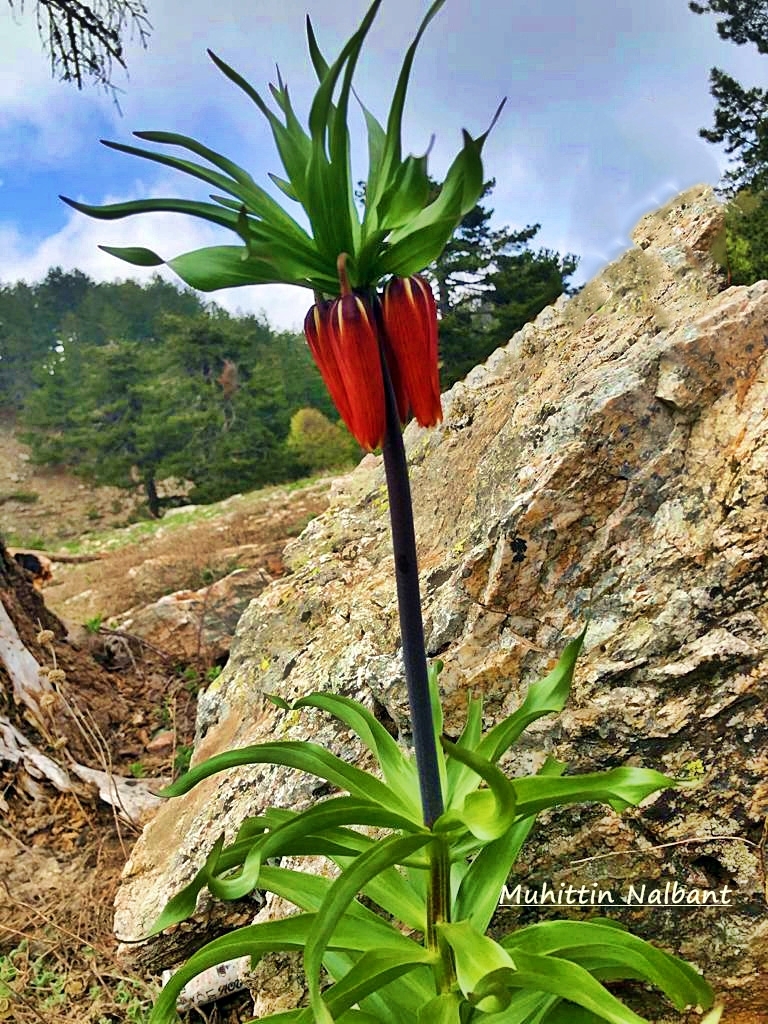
{"left": 453, "top": 759, "right": 566, "bottom": 930}
{"left": 61, "top": 193, "right": 240, "bottom": 230}
{"left": 436, "top": 920, "right": 516, "bottom": 1014}
{"left": 294, "top": 693, "right": 419, "bottom": 815}
{"left": 207, "top": 49, "right": 313, "bottom": 205}
{"left": 444, "top": 690, "right": 483, "bottom": 802}
{"left": 416, "top": 992, "right": 462, "bottom": 1023}
{"left": 474, "top": 990, "right": 559, "bottom": 1024}
{"left": 377, "top": 187, "right": 463, "bottom": 277}
{"left": 357, "top": 96, "right": 387, "bottom": 236}
{"left": 147, "top": 914, "right": 317, "bottom": 1024}
{"left": 305, "top": 833, "right": 434, "bottom": 1023}
{"left": 269, "top": 173, "right": 300, "bottom": 202}
{"left": 308, "top": 1, "right": 382, "bottom": 144}
{"left": 322, "top": 948, "right": 430, "bottom": 1020}
{"left": 207, "top": 796, "right": 424, "bottom": 903}
{"left": 100, "top": 137, "right": 250, "bottom": 206}
{"left": 163, "top": 246, "right": 303, "bottom": 291}
{"left": 436, "top": 740, "right": 516, "bottom": 841}
{"left": 161, "top": 739, "right": 414, "bottom": 814}
{"left": 477, "top": 629, "right": 587, "bottom": 766}
{"left": 512, "top": 767, "right": 674, "bottom": 818}
{"left": 481, "top": 950, "right": 650, "bottom": 1024}
{"left": 305, "top": 16, "right": 330, "bottom": 81}
{"left": 501, "top": 920, "right": 713, "bottom": 1011}
{"left": 372, "top": 0, "right": 447, "bottom": 211}
{"left": 133, "top": 129, "right": 315, "bottom": 245}
{"left": 96, "top": 245, "right": 164, "bottom": 267}
{"left": 378, "top": 152, "right": 432, "bottom": 231}
{"left": 266, "top": 692, "right": 292, "bottom": 710}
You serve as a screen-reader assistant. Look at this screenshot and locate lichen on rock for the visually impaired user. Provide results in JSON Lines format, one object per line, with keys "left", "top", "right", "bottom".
{"left": 115, "top": 185, "right": 768, "bottom": 1018}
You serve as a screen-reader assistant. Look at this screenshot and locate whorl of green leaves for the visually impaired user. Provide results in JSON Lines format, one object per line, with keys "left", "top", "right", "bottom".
{"left": 147, "top": 632, "right": 714, "bottom": 1024}
{"left": 60, "top": 0, "right": 504, "bottom": 296}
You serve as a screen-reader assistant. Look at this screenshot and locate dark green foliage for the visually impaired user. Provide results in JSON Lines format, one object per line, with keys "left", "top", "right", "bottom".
{"left": 11, "top": 270, "right": 340, "bottom": 512}
{"left": 718, "top": 189, "right": 768, "bottom": 283}
{"left": 691, "top": 1, "right": 768, "bottom": 196}
{"left": 0, "top": 268, "right": 203, "bottom": 409}
{"left": 691, "top": 1, "right": 768, "bottom": 286}
{"left": 700, "top": 69, "right": 768, "bottom": 194}
{"left": 689, "top": 1, "right": 768, "bottom": 53}
{"left": 428, "top": 182, "right": 579, "bottom": 389}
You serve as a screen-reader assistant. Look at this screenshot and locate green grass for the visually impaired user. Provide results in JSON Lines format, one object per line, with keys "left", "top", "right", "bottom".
{"left": 0, "top": 942, "right": 154, "bottom": 1023}
{"left": 52, "top": 471, "right": 331, "bottom": 557}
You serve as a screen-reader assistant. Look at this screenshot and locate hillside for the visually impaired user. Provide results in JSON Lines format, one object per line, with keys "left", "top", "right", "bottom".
{"left": 0, "top": 417, "right": 336, "bottom": 1024}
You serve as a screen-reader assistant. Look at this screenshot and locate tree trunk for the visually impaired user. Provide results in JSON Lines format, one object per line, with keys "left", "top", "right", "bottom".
{"left": 144, "top": 474, "right": 160, "bottom": 517}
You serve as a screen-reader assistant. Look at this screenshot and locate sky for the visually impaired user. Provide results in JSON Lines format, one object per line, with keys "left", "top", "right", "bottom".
{"left": 0, "top": 0, "right": 765, "bottom": 332}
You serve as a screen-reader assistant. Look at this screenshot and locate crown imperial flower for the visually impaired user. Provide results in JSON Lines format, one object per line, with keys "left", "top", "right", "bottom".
{"left": 304, "top": 258, "right": 442, "bottom": 450}
{"left": 381, "top": 274, "right": 442, "bottom": 429}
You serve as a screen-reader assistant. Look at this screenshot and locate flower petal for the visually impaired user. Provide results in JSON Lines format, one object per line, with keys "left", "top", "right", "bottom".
{"left": 331, "top": 294, "right": 387, "bottom": 450}
{"left": 382, "top": 275, "right": 442, "bottom": 428}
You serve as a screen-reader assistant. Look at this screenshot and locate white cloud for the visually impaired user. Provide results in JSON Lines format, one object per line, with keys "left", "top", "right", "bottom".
{"left": 0, "top": 178, "right": 310, "bottom": 331}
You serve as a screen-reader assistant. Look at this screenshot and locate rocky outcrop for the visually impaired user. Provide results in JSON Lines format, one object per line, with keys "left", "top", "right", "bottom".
{"left": 115, "top": 186, "right": 768, "bottom": 1018}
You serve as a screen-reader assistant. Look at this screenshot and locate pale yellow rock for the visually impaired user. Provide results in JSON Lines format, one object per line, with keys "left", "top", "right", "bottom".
{"left": 116, "top": 186, "right": 768, "bottom": 1017}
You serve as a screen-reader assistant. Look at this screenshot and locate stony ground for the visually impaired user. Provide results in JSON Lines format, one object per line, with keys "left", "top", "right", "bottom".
{"left": 0, "top": 419, "right": 334, "bottom": 1023}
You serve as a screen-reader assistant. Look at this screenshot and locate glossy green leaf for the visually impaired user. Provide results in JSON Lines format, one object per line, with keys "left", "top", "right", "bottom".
{"left": 269, "top": 172, "right": 300, "bottom": 201}
{"left": 207, "top": 49, "right": 313, "bottom": 206}
{"left": 305, "top": 16, "right": 330, "bottom": 81}
{"left": 357, "top": 97, "right": 387, "bottom": 237}
{"left": 372, "top": 0, "right": 446, "bottom": 211}
{"left": 164, "top": 245, "right": 315, "bottom": 291}
{"left": 477, "top": 950, "right": 649, "bottom": 1024}
{"left": 294, "top": 693, "right": 419, "bottom": 814}
{"left": 512, "top": 766, "right": 674, "bottom": 818}
{"left": 265, "top": 692, "right": 292, "bottom": 710}
{"left": 476, "top": 628, "right": 586, "bottom": 766}
{"left": 305, "top": 833, "right": 434, "bottom": 1023}
{"left": 332, "top": 852, "right": 426, "bottom": 932}
{"left": 321, "top": 948, "right": 431, "bottom": 1020}
{"left": 147, "top": 913, "right": 342, "bottom": 1024}
{"left": 131, "top": 129, "right": 300, "bottom": 229}
{"left": 436, "top": 920, "right": 516, "bottom": 1014}
{"left": 95, "top": 245, "right": 164, "bottom": 267}
{"left": 61, "top": 194, "right": 240, "bottom": 230}
{"left": 444, "top": 690, "right": 483, "bottom": 804}
{"left": 501, "top": 920, "right": 713, "bottom": 1011}
{"left": 207, "top": 796, "right": 423, "bottom": 903}
{"left": 475, "top": 989, "right": 558, "bottom": 1024}
{"left": 453, "top": 759, "right": 566, "bottom": 930}
{"left": 378, "top": 152, "right": 432, "bottom": 232}
{"left": 162, "top": 739, "right": 414, "bottom": 813}
{"left": 378, "top": 184, "right": 463, "bottom": 277}
{"left": 416, "top": 992, "right": 462, "bottom": 1023}
{"left": 435, "top": 740, "right": 515, "bottom": 841}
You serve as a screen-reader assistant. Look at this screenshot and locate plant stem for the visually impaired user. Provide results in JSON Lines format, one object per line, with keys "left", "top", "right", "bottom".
{"left": 378, "top": 343, "right": 453, "bottom": 989}
{"left": 379, "top": 357, "right": 444, "bottom": 828}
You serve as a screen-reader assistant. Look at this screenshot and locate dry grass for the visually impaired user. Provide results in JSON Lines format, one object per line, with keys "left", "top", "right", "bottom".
{"left": 44, "top": 481, "right": 331, "bottom": 624}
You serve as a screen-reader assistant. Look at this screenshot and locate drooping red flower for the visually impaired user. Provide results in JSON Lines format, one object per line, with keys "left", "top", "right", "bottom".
{"left": 304, "top": 263, "right": 442, "bottom": 451}
{"left": 303, "top": 300, "right": 355, "bottom": 431}
{"left": 304, "top": 294, "right": 386, "bottom": 452}
{"left": 381, "top": 275, "right": 442, "bottom": 428}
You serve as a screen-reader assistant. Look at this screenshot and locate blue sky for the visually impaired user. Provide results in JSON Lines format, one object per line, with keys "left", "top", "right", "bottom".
{"left": 0, "top": 0, "right": 764, "bottom": 331}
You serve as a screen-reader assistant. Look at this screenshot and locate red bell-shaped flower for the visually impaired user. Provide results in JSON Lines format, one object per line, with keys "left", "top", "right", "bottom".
{"left": 304, "top": 294, "right": 386, "bottom": 452}
{"left": 381, "top": 275, "right": 442, "bottom": 429}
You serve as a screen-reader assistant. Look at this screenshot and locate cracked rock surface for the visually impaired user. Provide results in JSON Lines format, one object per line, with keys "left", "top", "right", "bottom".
{"left": 116, "top": 185, "right": 768, "bottom": 1016}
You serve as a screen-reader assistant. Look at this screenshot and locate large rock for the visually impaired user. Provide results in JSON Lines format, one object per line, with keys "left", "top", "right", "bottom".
{"left": 115, "top": 186, "right": 768, "bottom": 1018}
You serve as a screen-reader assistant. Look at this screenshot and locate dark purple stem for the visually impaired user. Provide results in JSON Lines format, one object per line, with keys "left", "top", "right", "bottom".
{"left": 379, "top": 355, "right": 444, "bottom": 828}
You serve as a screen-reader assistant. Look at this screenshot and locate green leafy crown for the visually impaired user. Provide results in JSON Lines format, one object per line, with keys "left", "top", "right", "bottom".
{"left": 61, "top": 0, "right": 505, "bottom": 296}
